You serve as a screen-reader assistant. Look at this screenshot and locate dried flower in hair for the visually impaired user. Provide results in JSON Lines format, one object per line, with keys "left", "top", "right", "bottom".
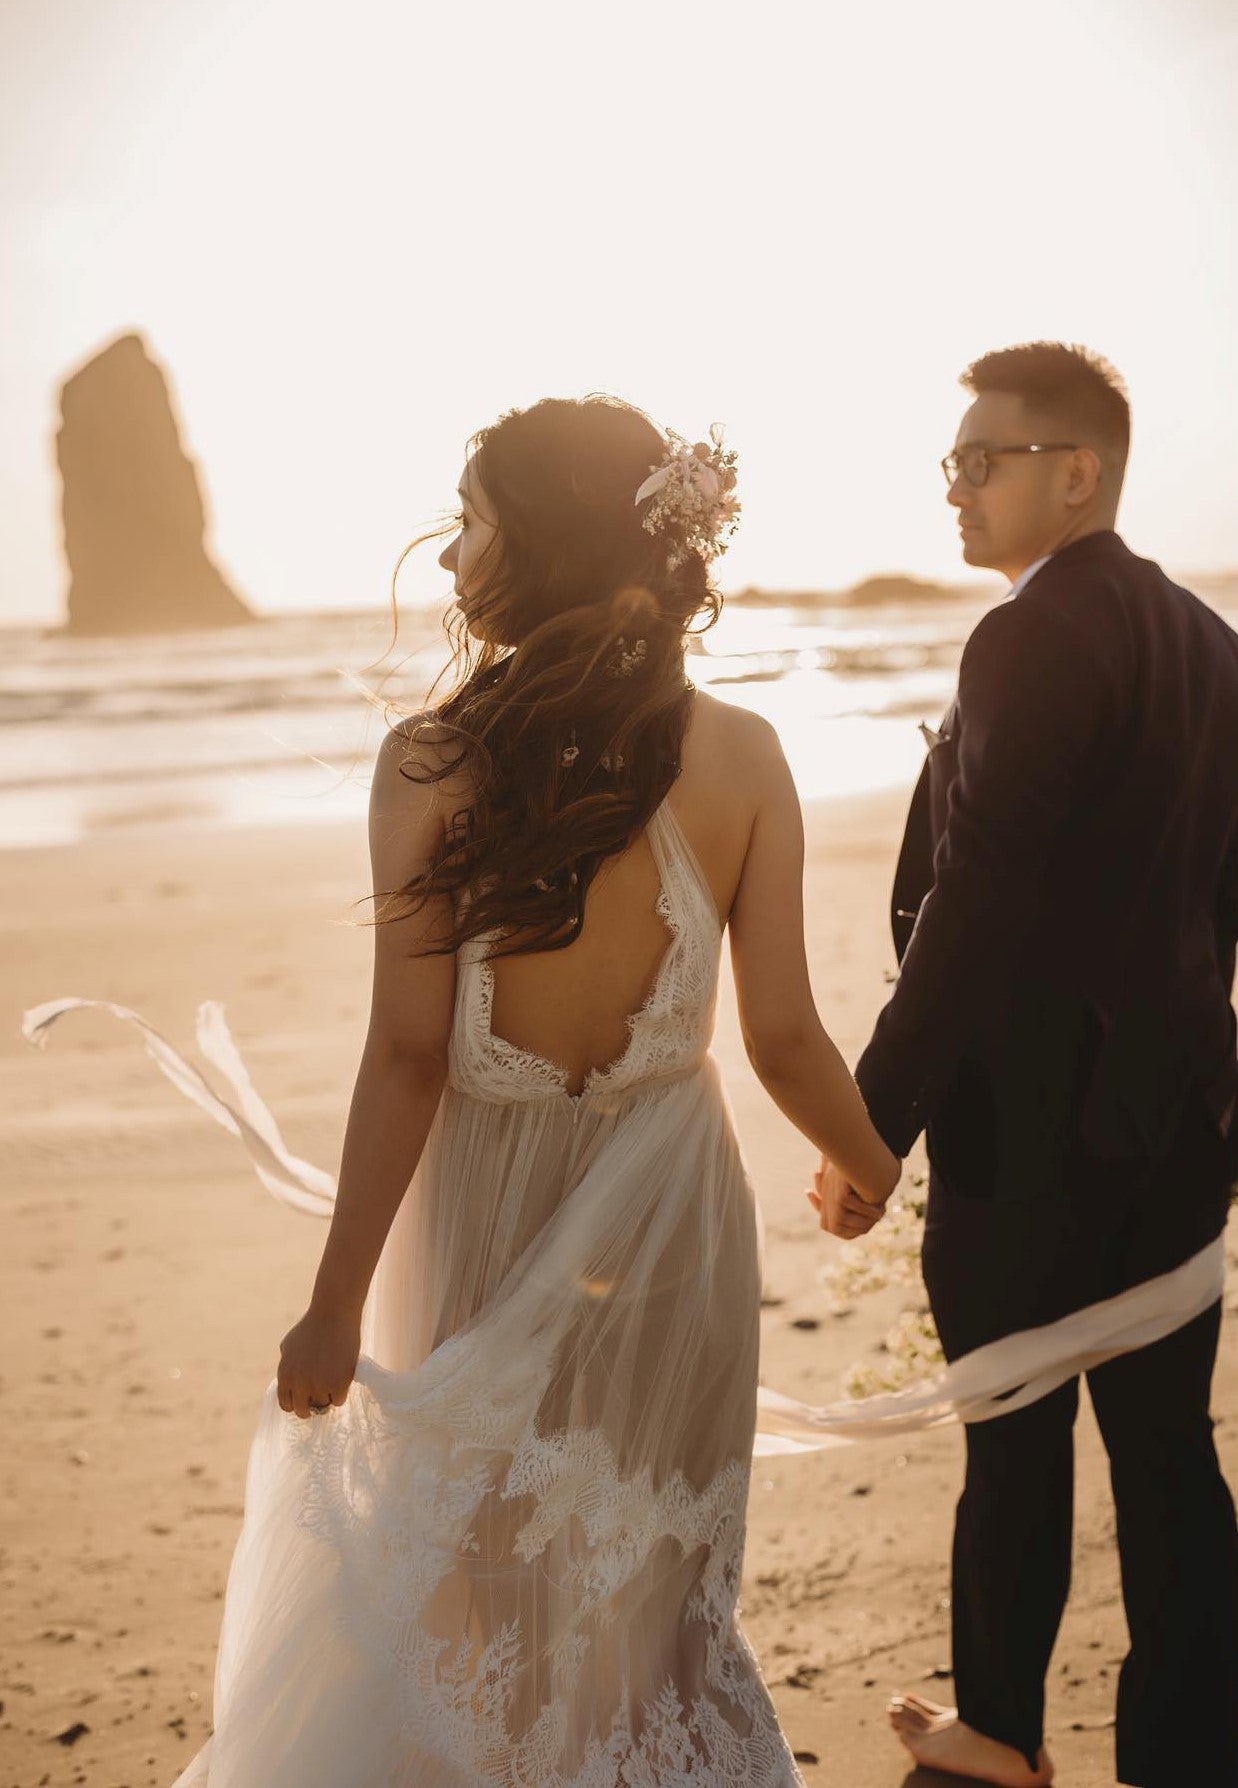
{"left": 634, "top": 422, "right": 740, "bottom": 570}
{"left": 607, "top": 637, "right": 647, "bottom": 679}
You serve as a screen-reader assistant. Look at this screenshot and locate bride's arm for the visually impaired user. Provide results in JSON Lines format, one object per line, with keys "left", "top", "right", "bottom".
{"left": 302, "top": 726, "right": 458, "bottom": 1327}
{"left": 280, "top": 725, "right": 457, "bottom": 1415}
{"left": 727, "top": 721, "right": 900, "bottom": 1207}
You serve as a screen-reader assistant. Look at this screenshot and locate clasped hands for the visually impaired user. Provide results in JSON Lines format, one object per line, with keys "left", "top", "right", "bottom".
{"left": 808, "top": 1158, "right": 895, "bottom": 1241}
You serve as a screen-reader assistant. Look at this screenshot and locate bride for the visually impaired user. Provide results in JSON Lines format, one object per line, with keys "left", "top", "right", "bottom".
{"left": 168, "top": 394, "right": 900, "bottom": 1786}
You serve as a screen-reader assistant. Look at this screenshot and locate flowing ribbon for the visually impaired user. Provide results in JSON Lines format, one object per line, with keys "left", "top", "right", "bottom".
{"left": 753, "top": 1231, "right": 1225, "bottom": 1453}
{"left": 21, "top": 997, "right": 336, "bottom": 1217}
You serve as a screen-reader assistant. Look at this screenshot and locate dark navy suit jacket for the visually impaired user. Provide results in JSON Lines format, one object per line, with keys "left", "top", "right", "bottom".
{"left": 855, "top": 530, "right": 1238, "bottom": 1198}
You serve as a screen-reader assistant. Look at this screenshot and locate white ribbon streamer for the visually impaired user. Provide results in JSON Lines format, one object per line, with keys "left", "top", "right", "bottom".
{"left": 21, "top": 997, "right": 336, "bottom": 1217}
{"left": 753, "top": 1230, "right": 1225, "bottom": 1453}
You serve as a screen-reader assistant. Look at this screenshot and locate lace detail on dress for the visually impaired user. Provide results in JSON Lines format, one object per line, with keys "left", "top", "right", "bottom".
{"left": 155, "top": 788, "right": 804, "bottom": 1785}
{"left": 449, "top": 798, "right": 722, "bottom": 1108}
{"left": 472, "top": 952, "right": 577, "bottom": 1098}
{"left": 502, "top": 1431, "right": 767, "bottom": 1718}
{"left": 289, "top": 1371, "right": 800, "bottom": 1787}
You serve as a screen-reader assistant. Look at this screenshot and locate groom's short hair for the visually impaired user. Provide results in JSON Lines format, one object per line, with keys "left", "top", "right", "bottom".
{"left": 960, "top": 341, "right": 1131, "bottom": 477}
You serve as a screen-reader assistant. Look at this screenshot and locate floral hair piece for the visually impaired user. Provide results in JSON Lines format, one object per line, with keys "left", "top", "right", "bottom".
{"left": 633, "top": 423, "right": 740, "bottom": 571}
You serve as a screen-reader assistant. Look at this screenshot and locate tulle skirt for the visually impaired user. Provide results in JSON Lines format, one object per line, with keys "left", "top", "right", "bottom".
{"left": 171, "top": 1056, "right": 804, "bottom": 1787}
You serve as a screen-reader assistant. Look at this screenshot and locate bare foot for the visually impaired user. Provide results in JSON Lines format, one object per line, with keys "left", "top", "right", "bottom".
{"left": 888, "top": 1692, "right": 1054, "bottom": 1786}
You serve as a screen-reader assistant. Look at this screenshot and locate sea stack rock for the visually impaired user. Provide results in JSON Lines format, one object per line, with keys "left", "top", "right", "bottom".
{"left": 57, "top": 331, "right": 253, "bottom": 634}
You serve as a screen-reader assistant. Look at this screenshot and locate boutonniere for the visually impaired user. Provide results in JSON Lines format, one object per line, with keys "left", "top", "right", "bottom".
{"left": 918, "top": 720, "right": 949, "bottom": 751}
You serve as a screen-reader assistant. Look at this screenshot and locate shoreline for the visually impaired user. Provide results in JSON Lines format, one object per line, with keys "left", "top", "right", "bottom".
{"left": 0, "top": 713, "right": 931, "bottom": 854}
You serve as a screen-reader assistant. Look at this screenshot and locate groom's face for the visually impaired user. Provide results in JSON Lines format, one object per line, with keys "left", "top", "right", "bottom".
{"left": 946, "top": 392, "right": 1072, "bottom": 581}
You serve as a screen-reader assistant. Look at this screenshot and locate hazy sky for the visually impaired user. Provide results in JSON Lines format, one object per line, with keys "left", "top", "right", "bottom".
{"left": 2, "top": 0, "right": 1236, "bottom": 622}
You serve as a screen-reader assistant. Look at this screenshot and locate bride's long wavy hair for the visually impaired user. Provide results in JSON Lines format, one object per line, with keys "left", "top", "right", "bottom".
{"left": 387, "top": 395, "right": 723, "bottom": 957}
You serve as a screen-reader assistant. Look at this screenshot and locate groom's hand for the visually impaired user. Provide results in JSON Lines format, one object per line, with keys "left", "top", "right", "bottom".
{"left": 808, "top": 1160, "right": 888, "bottom": 1240}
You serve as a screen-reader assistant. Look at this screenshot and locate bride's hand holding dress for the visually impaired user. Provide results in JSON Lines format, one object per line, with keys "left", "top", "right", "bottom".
{"left": 276, "top": 1308, "right": 362, "bottom": 1420}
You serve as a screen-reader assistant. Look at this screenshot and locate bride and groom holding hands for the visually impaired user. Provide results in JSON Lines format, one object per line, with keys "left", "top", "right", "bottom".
{"left": 274, "top": 337, "right": 1238, "bottom": 1788}
{"left": 39, "top": 339, "right": 1237, "bottom": 1786}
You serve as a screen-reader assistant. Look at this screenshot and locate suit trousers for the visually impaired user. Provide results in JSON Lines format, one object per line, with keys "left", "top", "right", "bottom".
{"left": 922, "top": 1088, "right": 1238, "bottom": 1787}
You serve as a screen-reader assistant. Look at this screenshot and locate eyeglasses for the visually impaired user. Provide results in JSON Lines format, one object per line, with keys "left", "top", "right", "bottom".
{"left": 940, "top": 443, "right": 1078, "bottom": 488}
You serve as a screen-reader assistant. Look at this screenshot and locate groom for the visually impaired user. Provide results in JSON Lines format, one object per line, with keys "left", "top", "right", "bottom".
{"left": 822, "top": 342, "right": 1238, "bottom": 1787}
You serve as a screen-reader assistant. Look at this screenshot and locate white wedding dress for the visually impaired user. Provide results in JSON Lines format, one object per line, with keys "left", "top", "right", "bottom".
{"left": 22, "top": 794, "right": 1227, "bottom": 1788}
{"left": 176, "top": 794, "right": 804, "bottom": 1787}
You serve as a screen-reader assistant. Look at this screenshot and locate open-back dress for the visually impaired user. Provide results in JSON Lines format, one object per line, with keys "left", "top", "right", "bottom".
{"left": 170, "top": 791, "right": 806, "bottom": 1786}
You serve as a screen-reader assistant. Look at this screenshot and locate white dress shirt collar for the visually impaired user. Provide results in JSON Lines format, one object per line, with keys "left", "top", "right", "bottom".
{"left": 1008, "top": 553, "right": 1054, "bottom": 599}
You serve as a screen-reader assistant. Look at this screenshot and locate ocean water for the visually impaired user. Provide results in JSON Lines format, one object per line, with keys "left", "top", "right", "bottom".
{"left": 3, "top": 577, "right": 1235, "bottom": 851}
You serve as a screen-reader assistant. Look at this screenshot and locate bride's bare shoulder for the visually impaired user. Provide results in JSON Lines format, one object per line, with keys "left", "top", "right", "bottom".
{"left": 373, "top": 712, "right": 473, "bottom": 817}
{"left": 384, "top": 709, "right": 458, "bottom": 759}
{"left": 684, "top": 690, "right": 788, "bottom": 793}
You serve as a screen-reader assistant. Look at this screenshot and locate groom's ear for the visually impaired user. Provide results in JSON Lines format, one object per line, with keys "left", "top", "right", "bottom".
{"left": 1063, "top": 447, "right": 1103, "bottom": 509}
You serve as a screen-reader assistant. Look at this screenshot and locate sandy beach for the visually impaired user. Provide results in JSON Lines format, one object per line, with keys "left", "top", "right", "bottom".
{"left": 3, "top": 790, "right": 1235, "bottom": 1788}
